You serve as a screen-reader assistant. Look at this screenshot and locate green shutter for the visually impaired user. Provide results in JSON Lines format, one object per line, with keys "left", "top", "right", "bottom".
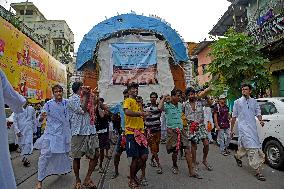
{"left": 280, "top": 72, "right": 284, "bottom": 97}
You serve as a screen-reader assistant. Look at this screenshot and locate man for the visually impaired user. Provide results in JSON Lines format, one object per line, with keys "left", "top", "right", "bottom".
{"left": 159, "top": 89, "right": 201, "bottom": 179}
{"left": 96, "top": 97, "right": 111, "bottom": 173}
{"left": 231, "top": 84, "right": 266, "bottom": 181}
{"left": 144, "top": 92, "right": 163, "bottom": 174}
{"left": 214, "top": 95, "right": 231, "bottom": 156}
{"left": 0, "top": 69, "right": 26, "bottom": 189}
{"left": 110, "top": 89, "right": 128, "bottom": 179}
{"left": 184, "top": 87, "right": 212, "bottom": 172}
{"left": 124, "top": 83, "right": 149, "bottom": 189}
{"left": 35, "top": 84, "right": 72, "bottom": 189}
{"left": 68, "top": 82, "right": 99, "bottom": 189}
{"left": 13, "top": 99, "right": 36, "bottom": 167}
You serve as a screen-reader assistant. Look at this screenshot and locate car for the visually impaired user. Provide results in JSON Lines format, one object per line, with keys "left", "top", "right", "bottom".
{"left": 231, "top": 97, "right": 284, "bottom": 170}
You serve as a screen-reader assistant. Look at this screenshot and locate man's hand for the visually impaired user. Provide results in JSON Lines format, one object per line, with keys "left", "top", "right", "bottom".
{"left": 17, "top": 132, "right": 23, "bottom": 137}
{"left": 216, "top": 126, "right": 220, "bottom": 131}
{"left": 230, "top": 131, "right": 234, "bottom": 139}
{"left": 259, "top": 120, "right": 265, "bottom": 127}
{"left": 140, "top": 111, "right": 150, "bottom": 118}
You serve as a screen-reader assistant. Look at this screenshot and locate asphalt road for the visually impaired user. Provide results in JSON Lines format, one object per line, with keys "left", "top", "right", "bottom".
{"left": 12, "top": 143, "right": 284, "bottom": 189}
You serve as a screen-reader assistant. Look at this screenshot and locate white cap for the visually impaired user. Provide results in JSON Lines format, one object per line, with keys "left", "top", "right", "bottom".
{"left": 219, "top": 94, "right": 226, "bottom": 99}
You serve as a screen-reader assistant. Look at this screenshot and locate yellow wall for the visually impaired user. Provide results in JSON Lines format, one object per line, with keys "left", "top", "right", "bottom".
{"left": 0, "top": 16, "right": 67, "bottom": 103}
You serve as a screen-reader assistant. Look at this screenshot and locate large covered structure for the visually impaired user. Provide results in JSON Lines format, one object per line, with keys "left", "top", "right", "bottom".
{"left": 76, "top": 13, "right": 191, "bottom": 104}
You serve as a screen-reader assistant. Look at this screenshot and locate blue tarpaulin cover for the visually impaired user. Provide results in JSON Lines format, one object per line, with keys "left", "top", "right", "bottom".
{"left": 76, "top": 13, "right": 189, "bottom": 70}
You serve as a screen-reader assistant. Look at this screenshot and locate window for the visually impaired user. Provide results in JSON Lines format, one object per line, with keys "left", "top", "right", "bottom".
{"left": 19, "top": 10, "right": 33, "bottom": 15}
{"left": 258, "top": 101, "right": 278, "bottom": 115}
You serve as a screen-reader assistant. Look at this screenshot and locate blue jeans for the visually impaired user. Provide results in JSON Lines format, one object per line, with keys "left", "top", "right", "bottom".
{"left": 218, "top": 128, "right": 230, "bottom": 152}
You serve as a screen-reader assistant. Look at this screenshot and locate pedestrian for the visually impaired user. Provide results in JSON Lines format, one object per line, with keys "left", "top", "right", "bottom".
{"left": 68, "top": 82, "right": 100, "bottom": 189}
{"left": 213, "top": 94, "right": 231, "bottom": 156}
{"left": 0, "top": 69, "right": 26, "bottom": 189}
{"left": 13, "top": 99, "right": 36, "bottom": 167}
{"left": 110, "top": 89, "right": 129, "bottom": 179}
{"left": 144, "top": 92, "right": 163, "bottom": 174}
{"left": 184, "top": 87, "right": 213, "bottom": 172}
{"left": 204, "top": 97, "right": 214, "bottom": 144}
{"left": 231, "top": 84, "right": 266, "bottom": 181}
{"left": 96, "top": 97, "right": 111, "bottom": 173}
{"left": 159, "top": 89, "right": 201, "bottom": 179}
{"left": 124, "top": 83, "right": 149, "bottom": 189}
{"left": 35, "top": 84, "right": 72, "bottom": 189}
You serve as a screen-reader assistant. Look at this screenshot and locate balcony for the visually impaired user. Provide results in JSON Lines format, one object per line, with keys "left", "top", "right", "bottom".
{"left": 248, "top": 13, "right": 284, "bottom": 46}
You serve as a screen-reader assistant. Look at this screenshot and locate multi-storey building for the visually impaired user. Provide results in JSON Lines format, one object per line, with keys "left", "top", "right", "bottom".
{"left": 10, "top": 2, "right": 74, "bottom": 64}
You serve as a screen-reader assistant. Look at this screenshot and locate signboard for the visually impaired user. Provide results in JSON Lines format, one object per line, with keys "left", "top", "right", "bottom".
{"left": 110, "top": 42, "right": 158, "bottom": 85}
{"left": 0, "top": 16, "right": 67, "bottom": 103}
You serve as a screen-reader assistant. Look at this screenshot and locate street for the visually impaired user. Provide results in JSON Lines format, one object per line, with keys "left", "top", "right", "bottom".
{"left": 12, "top": 143, "right": 284, "bottom": 189}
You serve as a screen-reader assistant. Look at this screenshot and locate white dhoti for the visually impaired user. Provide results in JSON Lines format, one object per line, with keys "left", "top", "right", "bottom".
{"left": 35, "top": 136, "right": 71, "bottom": 181}
{"left": 235, "top": 147, "right": 265, "bottom": 170}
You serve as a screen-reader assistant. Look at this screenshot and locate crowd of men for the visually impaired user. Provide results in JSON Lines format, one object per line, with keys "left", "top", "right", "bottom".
{"left": 0, "top": 67, "right": 267, "bottom": 189}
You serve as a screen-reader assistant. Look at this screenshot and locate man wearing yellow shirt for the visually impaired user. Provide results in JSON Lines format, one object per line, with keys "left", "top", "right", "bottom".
{"left": 124, "top": 83, "right": 149, "bottom": 189}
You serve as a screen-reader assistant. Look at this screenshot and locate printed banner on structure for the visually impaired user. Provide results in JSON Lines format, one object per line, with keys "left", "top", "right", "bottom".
{"left": 110, "top": 42, "right": 158, "bottom": 85}
{"left": 0, "top": 17, "right": 67, "bottom": 103}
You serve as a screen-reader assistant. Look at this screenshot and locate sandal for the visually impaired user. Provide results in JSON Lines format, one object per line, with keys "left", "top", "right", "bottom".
{"left": 149, "top": 160, "right": 157, "bottom": 167}
{"left": 83, "top": 180, "right": 97, "bottom": 189}
{"left": 172, "top": 166, "right": 179, "bottom": 174}
{"left": 202, "top": 161, "right": 213, "bottom": 171}
{"left": 111, "top": 172, "right": 119, "bottom": 179}
{"left": 156, "top": 167, "right": 163, "bottom": 174}
{"left": 255, "top": 173, "right": 266, "bottom": 181}
{"left": 190, "top": 173, "right": 203, "bottom": 179}
{"left": 128, "top": 182, "right": 141, "bottom": 189}
{"left": 139, "top": 178, "right": 148, "bottom": 186}
{"left": 74, "top": 182, "right": 81, "bottom": 189}
{"left": 234, "top": 155, "right": 242, "bottom": 167}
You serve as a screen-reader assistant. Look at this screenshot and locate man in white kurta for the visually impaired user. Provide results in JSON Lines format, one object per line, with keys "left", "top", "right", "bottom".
{"left": 231, "top": 84, "right": 266, "bottom": 181}
{"left": 0, "top": 69, "right": 26, "bottom": 189}
{"left": 35, "top": 84, "right": 72, "bottom": 189}
{"left": 13, "top": 101, "right": 36, "bottom": 166}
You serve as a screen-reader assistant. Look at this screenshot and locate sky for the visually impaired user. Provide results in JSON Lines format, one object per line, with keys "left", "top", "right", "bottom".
{"left": 1, "top": 0, "right": 231, "bottom": 52}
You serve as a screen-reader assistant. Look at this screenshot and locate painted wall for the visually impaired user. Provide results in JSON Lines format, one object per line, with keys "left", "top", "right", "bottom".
{"left": 196, "top": 46, "right": 212, "bottom": 86}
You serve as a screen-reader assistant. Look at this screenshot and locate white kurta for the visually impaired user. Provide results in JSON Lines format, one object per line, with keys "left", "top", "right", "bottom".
{"left": 0, "top": 69, "right": 26, "bottom": 189}
{"left": 14, "top": 105, "right": 36, "bottom": 156}
{"left": 34, "top": 98, "right": 72, "bottom": 181}
{"left": 232, "top": 96, "right": 262, "bottom": 148}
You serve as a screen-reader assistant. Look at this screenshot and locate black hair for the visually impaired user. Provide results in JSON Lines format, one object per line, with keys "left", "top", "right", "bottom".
{"left": 99, "top": 98, "right": 104, "bottom": 103}
{"left": 127, "top": 82, "right": 139, "bottom": 90}
{"left": 241, "top": 83, "right": 252, "bottom": 90}
{"left": 171, "top": 89, "right": 182, "bottom": 96}
{"left": 52, "top": 84, "right": 63, "bottom": 93}
{"left": 123, "top": 88, "right": 128, "bottom": 94}
{"left": 72, "top": 81, "right": 83, "bottom": 93}
{"left": 137, "top": 96, "right": 143, "bottom": 101}
{"left": 185, "top": 87, "right": 196, "bottom": 96}
{"left": 150, "top": 92, "right": 158, "bottom": 98}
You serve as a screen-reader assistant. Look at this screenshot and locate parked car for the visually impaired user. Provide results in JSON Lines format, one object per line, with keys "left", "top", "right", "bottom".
{"left": 231, "top": 97, "right": 284, "bottom": 170}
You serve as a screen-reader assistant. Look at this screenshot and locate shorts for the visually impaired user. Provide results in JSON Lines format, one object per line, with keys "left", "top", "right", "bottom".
{"left": 147, "top": 131, "right": 161, "bottom": 154}
{"left": 115, "top": 135, "right": 126, "bottom": 153}
{"left": 166, "top": 128, "right": 190, "bottom": 154}
{"left": 71, "top": 135, "right": 99, "bottom": 159}
{"left": 126, "top": 134, "right": 149, "bottom": 158}
{"left": 189, "top": 124, "right": 208, "bottom": 144}
{"left": 98, "top": 132, "right": 110, "bottom": 150}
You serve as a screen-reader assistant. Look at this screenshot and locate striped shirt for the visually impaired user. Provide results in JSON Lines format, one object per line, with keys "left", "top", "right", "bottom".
{"left": 144, "top": 103, "right": 161, "bottom": 132}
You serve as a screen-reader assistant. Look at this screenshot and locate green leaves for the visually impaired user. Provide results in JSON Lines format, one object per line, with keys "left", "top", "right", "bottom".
{"left": 207, "top": 28, "right": 271, "bottom": 99}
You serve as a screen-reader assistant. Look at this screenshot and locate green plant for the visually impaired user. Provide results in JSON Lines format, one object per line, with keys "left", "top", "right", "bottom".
{"left": 207, "top": 28, "right": 271, "bottom": 99}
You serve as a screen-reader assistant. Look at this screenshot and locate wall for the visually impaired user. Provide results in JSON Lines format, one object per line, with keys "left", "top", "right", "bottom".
{"left": 96, "top": 34, "right": 175, "bottom": 104}
{"left": 196, "top": 46, "right": 212, "bottom": 85}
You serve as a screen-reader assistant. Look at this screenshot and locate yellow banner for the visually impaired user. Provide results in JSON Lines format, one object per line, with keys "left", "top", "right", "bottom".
{"left": 0, "top": 16, "right": 67, "bottom": 103}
